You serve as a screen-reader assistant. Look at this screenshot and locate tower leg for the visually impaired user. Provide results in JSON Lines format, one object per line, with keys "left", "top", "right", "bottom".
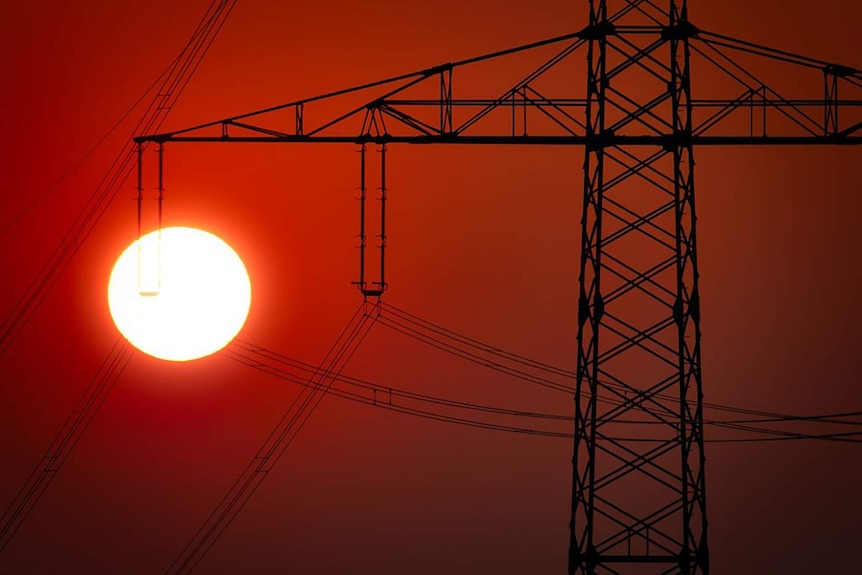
{"left": 570, "top": 1, "right": 709, "bottom": 572}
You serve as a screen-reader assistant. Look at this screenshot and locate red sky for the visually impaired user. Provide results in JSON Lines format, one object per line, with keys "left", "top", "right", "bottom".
{"left": 1, "top": 1, "right": 861, "bottom": 573}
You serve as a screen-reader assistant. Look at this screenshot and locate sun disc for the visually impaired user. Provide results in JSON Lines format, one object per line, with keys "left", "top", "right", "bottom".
{"left": 108, "top": 226, "right": 251, "bottom": 361}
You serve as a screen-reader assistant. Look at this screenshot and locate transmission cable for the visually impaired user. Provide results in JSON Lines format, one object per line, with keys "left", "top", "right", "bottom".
{"left": 0, "top": 0, "right": 236, "bottom": 557}
{"left": 233, "top": 339, "right": 572, "bottom": 424}
{"left": 0, "top": 338, "right": 133, "bottom": 553}
{"left": 0, "top": 51, "right": 180, "bottom": 236}
{"left": 0, "top": 0, "right": 237, "bottom": 360}
{"left": 227, "top": 337, "right": 862, "bottom": 445}
{"left": 166, "top": 300, "right": 377, "bottom": 575}
{"left": 379, "top": 307, "right": 862, "bottom": 438}
{"left": 376, "top": 313, "right": 573, "bottom": 394}
{"left": 378, "top": 302, "right": 860, "bottom": 429}
{"left": 236, "top": 338, "right": 862, "bottom": 434}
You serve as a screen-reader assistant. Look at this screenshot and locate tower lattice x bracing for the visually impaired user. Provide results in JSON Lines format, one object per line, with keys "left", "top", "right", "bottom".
{"left": 571, "top": 2, "right": 706, "bottom": 572}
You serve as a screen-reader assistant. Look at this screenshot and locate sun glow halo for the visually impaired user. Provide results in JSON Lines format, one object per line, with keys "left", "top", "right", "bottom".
{"left": 108, "top": 226, "right": 251, "bottom": 361}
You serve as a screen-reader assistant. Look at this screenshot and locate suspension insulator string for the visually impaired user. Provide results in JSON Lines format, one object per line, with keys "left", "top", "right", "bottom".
{"left": 135, "top": 142, "right": 145, "bottom": 294}
{"left": 377, "top": 143, "right": 387, "bottom": 293}
{"left": 358, "top": 144, "right": 367, "bottom": 293}
{"left": 136, "top": 143, "right": 165, "bottom": 297}
{"left": 156, "top": 143, "right": 165, "bottom": 293}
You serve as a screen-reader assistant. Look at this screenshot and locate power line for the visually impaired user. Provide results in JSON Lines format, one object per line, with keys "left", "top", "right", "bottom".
{"left": 234, "top": 340, "right": 571, "bottom": 422}
{"left": 0, "top": 53, "right": 180, "bottom": 236}
{"left": 166, "top": 301, "right": 377, "bottom": 575}
{"left": 229, "top": 338, "right": 862, "bottom": 445}
{"left": 378, "top": 302, "right": 862, "bottom": 428}
{"left": 0, "top": 339, "right": 132, "bottom": 552}
{"left": 0, "top": 0, "right": 237, "bottom": 559}
{"left": 0, "top": 0, "right": 237, "bottom": 361}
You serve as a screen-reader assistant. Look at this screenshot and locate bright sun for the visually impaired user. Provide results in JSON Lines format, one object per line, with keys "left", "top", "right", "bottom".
{"left": 108, "top": 226, "right": 251, "bottom": 361}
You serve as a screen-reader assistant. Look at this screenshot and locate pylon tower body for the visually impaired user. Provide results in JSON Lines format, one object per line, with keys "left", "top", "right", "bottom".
{"left": 570, "top": 1, "right": 708, "bottom": 573}
{"left": 125, "top": 0, "right": 862, "bottom": 570}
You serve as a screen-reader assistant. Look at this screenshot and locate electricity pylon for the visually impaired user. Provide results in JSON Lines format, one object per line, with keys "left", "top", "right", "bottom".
{"left": 136, "top": 0, "right": 862, "bottom": 572}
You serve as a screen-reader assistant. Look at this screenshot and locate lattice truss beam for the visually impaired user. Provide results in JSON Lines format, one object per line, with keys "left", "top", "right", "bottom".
{"left": 136, "top": 1, "right": 862, "bottom": 146}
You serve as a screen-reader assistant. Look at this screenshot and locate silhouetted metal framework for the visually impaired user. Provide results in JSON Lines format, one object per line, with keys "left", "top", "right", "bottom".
{"left": 136, "top": 1, "right": 862, "bottom": 573}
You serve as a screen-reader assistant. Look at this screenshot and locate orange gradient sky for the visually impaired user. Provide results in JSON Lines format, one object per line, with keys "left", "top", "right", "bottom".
{"left": 1, "top": 1, "right": 861, "bottom": 573}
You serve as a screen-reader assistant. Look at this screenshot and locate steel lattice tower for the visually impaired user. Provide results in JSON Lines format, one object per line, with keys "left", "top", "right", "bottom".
{"left": 571, "top": 2, "right": 707, "bottom": 572}
{"left": 118, "top": 0, "right": 861, "bottom": 572}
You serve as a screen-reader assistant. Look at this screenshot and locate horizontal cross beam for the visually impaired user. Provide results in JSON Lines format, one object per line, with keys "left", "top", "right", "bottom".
{"left": 136, "top": 134, "right": 862, "bottom": 146}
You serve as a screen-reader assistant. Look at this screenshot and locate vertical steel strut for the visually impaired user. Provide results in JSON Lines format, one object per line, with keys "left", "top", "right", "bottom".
{"left": 570, "top": 1, "right": 607, "bottom": 571}
{"left": 357, "top": 143, "right": 368, "bottom": 292}
{"left": 156, "top": 143, "right": 165, "bottom": 293}
{"left": 669, "top": 1, "right": 709, "bottom": 572}
{"left": 135, "top": 143, "right": 165, "bottom": 297}
{"left": 136, "top": 143, "right": 145, "bottom": 293}
{"left": 377, "top": 144, "right": 388, "bottom": 294}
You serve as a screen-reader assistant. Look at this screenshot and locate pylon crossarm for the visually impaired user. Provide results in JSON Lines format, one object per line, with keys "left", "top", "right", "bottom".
{"left": 135, "top": 3, "right": 862, "bottom": 146}
{"left": 137, "top": 2, "right": 671, "bottom": 146}
{"left": 134, "top": 29, "right": 591, "bottom": 144}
